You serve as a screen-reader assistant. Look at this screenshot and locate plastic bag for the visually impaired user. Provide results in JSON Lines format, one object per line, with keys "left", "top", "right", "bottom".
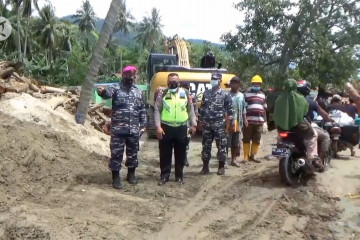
{"left": 329, "top": 110, "right": 354, "bottom": 126}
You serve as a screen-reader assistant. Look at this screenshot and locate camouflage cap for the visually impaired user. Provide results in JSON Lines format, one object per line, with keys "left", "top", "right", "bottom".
{"left": 211, "top": 73, "right": 222, "bottom": 80}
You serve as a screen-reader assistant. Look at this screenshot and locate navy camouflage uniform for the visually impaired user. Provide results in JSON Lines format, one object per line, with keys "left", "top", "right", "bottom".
{"left": 99, "top": 82, "right": 147, "bottom": 171}
{"left": 199, "top": 88, "right": 235, "bottom": 164}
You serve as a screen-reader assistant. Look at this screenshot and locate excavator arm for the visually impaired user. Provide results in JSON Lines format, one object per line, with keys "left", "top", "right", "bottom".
{"left": 164, "top": 35, "right": 190, "bottom": 68}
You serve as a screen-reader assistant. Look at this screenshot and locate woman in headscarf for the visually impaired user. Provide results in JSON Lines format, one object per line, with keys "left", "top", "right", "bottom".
{"left": 273, "top": 79, "right": 322, "bottom": 168}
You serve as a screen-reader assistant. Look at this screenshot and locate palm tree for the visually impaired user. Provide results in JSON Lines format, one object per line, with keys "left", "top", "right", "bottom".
{"left": 113, "top": 0, "right": 134, "bottom": 34}
{"left": 33, "top": 4, "right": 57, "bottom": 65}
{"left": 10, "top": 0, "right": 23, "bottom": 61}
{"left": 58, "top": 21, "right": 73, "bottom": 52}
{"left": 73, "top": 0, "right": 97, "bottom": 33}
{"left": 22, "top": 0, "right": 39, "bottom": 58}
{"left": 75, "top": 0, "right": 122, "bottom": 124}
{"left": 135, "top": 8, "right": 164, "bottom": 52}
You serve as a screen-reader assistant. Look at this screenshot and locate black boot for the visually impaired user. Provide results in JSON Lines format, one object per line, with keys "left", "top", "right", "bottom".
{"left": 184, "top": 158, "right": 189, "bottom": 167}
{"left": 200, "top": 162, "right": 210, "bottom": 174}
{"left": 217, "top": 161, "right": 225, "bottom": 175}
{"left": 175, "top": 176, "right": 184, "bottom": 184}
{"left": 126, "top": 168, "right": 137, "bottom": 185}
{"left": 112, "top": 171, "right": 122, "bottom": 189}
{"left": 175, "top": 169, "right": 184, "bottom": 185}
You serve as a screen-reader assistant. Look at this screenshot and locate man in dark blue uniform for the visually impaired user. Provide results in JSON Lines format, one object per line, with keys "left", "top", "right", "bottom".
{"left": 97, "top": 65, "right": 147, "bottom": 189}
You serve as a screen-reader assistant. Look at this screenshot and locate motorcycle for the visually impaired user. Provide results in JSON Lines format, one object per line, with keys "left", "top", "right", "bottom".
{"left": 272, "top": 130, "right": 332, "bottom": 186}
{"left": 321, "top": 110, "right": 359, "bottom": 158}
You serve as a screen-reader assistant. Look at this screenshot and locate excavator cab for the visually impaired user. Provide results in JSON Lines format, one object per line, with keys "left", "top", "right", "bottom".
{"left": 147, "top": 54, "right": 177, "bottom": 83}
{"left": 201, "top": 53, "right": 216, "bottom": 68}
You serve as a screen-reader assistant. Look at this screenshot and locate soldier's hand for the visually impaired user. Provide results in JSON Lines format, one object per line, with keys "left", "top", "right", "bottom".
{"left": 229, "top": 124, "right": 235, "bottom": 133}
{"left": 190, "top": 126, "right": 196, "bottom": 135}
{"left": 102, "top": 121, "right": 111, "bottom": 135}
{"left": 139, "top": 128, "right": 146, "bottom": 137}
{"left": 97, "top": 86, "right": 106, "bottom": 95}
{"left": 156, "top": 127, "right": 165, "bottom": 139}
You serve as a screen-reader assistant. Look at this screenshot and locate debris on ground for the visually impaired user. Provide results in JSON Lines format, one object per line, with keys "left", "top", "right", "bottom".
{"left": 0, "top": 60, "right": 111, "bottom": 134}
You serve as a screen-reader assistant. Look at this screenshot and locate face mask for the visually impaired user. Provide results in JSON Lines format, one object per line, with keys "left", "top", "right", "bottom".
{"left": 210, "top": 80, "right": 219, "bottom": 87}
{"left": 169, "top": 88, "right": 178, "bottom": 93}
{"left": 123, "top": 77, "right": 134, "bottom": 86}
{"left": 252, "top": 86, "right": 261, "bottom": 91}
{"left": 168, "top": 82, "right": 178, "bottom": 89}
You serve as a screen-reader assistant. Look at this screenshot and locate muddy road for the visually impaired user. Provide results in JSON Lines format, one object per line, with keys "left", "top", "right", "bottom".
{"left": 0, "top": 94, "right": 359, "bottom": 239}
{"left": 1, "top": 112, "right": 357, "bottom": 239}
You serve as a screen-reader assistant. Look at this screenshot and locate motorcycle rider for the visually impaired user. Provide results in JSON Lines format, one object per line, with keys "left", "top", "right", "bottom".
{"left": 273, "top": 79, "right": 322, "bottom": 168}
{"left": 297, "top": 80, "right": 332, "bottom": 168}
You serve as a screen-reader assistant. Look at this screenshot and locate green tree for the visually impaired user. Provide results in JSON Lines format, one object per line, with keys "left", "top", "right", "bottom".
{"left": 135, "top": 8, "right": 164, "bottom": 52}
{"left": 22, "top": 0, "right": 39, "bottom": 58}
{"left": 113, "top": 0, "right": 134, "bottom": 34}
{"left": 222, "top": 0, "right": 360, "bottom": 87}
{"left": 9, "top": 0, "right": 23, "bottom": 61}
{"left": 73, "top": 0, "right": 96, "bottom": 33}
{"left": 33, "top": 4, "right": 57, "bottom": 65}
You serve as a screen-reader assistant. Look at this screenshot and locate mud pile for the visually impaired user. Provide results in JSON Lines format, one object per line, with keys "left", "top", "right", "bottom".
{"left": 0, "top": 93, "right": 111, "bottom": 239}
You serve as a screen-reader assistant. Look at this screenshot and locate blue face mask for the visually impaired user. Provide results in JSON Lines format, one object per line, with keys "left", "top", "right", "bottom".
{"left": 252, "top": 86, "right": 261, "bottom": 91}
{"left": 210, "top": 80, "right": 219, "bottom": 87}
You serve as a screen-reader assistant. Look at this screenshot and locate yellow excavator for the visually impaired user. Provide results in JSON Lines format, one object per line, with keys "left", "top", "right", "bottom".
{"left": 146, "top": 35, "right": 236, "bottom": 138}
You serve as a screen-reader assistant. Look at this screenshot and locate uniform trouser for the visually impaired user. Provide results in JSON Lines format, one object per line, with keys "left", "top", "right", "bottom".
{"left": 159, "top": 123, "right": 187, "bottom": 180}
{"left": 201, "top": 123, "right": 227, "bottom": 163}
{"left": 109, "top": 133, "right": 139, "bottom": 171}
{"left": 243, "top": 124, "right": 263, "bottom": 144}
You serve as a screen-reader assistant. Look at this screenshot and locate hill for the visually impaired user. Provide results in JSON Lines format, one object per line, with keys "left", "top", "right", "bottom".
{"left": 61, "top": 15, "right": 223, "bottom": 48}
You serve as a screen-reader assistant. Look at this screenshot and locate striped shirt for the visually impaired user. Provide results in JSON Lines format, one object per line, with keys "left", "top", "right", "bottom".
{"left": 245, "top": 89, "right": 267, "bottom": 125}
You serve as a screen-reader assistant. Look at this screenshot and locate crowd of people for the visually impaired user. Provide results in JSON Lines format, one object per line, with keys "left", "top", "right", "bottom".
{"left": 97, "top": 65, "right": 360, "bottom": 189}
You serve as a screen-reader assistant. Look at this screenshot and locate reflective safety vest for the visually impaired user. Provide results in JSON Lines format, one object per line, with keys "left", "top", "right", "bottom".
{"left": 161, "top": 88, "right": 189, "bottom": 125}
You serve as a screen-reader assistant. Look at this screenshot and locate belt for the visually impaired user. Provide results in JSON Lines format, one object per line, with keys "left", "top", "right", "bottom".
{"left": 161, "top": 120, "right": 187, "bottom": 127}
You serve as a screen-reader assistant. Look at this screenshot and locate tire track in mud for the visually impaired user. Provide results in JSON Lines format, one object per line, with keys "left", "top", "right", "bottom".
{"left": 156, "top": 163, "right": 283, "bottom": 239}
{"left": 156, "top": 175, "right": 221, "bottom": 239}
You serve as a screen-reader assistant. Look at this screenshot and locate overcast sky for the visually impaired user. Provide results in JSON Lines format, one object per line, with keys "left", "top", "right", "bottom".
{"left": 38, "top": 0, "right": 244, "bottom": 43}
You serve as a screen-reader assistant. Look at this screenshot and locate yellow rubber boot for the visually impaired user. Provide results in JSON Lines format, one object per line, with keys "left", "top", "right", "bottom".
{"left": 243, "top": 143, "right": 250, "bottom": 161}
{"left": 250, "top": 143, "right": 260, "bottom": 162}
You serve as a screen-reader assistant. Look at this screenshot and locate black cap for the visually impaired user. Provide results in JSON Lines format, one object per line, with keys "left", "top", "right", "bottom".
{"left": 230, "top": 76, "right": 240, "bottom": 82}
{"left": 211, "top": 73, "right": 222, "bottom": 80}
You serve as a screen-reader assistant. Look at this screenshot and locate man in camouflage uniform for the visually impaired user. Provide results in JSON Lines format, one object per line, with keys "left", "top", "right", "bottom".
{"left": 199, "top": 73, "right": 235, "bottom": 175}
{"left": 97, "top": 65, "right": 147, "bottom": 189}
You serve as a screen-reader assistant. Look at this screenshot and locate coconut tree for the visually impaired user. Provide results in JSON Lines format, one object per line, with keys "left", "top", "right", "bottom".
{"left": 113, "top": 0, "right": 134, "bottom": 34}
{"left": 135, "top": 8, "right": 164, "bottom": 52}
{"left": 10, "top": 0, "right": 23, "bottom": 61}
{"left": 22, "top": 0, "right": 39, "bottom": 58}
{"left": 75, "top": 0, "right": 122, "bottom": 124}
{"left": 73, "top": 0, "right": 97, "bottom": 53}
{"left": 73, "top": 0, "right": 96, "bottom": 33}
{"left": 33, "top": 4, "right": 57, "bottom": 65}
